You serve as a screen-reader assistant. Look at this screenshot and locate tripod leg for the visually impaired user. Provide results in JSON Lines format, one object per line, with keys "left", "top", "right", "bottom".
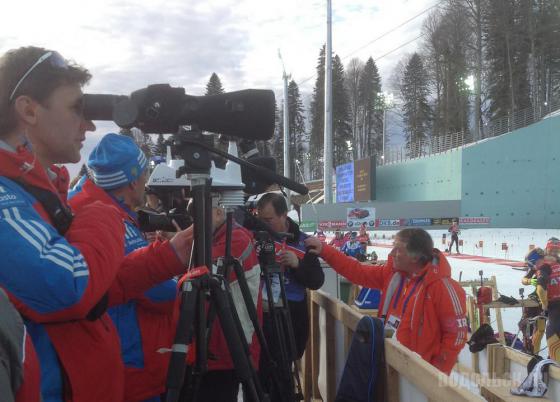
{"left": 166, "top": 279, "right": 201, "bottom": 402}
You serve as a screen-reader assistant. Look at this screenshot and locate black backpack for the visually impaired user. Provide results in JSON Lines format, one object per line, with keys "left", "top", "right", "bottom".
{"left": 335, "top": 316, "right": 385, "bottom": 402}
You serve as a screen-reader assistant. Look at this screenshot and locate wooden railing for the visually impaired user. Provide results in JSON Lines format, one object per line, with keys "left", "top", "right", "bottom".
{"left": 301, "top": 290, "right": 483, "bottom": 402}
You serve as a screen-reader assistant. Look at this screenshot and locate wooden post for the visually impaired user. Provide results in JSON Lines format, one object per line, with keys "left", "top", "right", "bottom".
{"left": 386, "top": 365, "right": 400, "bottom": 402}
{"left": 491, "top": 276, "right": 505, "bottom": 344}
{"left": 310, "top": 293, "right": 321, "bottom": 400}
{"left": 488, "top": 343, "right": 507, "bottom": 379}
{"left": 303, "top": 293, "right": 313, "bottom": 401}
{"left": 325, "top": 312, "right": 337, "bottom": 401}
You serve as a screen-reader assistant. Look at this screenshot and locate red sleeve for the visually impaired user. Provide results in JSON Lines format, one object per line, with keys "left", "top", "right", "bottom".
{"left": 321, "top": 244, "right": 391, "bottom": 289}
{"left": 108, "top": 240, "right": 186, "bottom": 306}
{"left": 41, "top": 201, "right": 125, "bottom": 321}
{"left": 429, "top": 279, "right": 468, "bottom": 374}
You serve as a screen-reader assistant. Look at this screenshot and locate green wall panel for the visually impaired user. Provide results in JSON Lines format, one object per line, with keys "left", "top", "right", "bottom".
{"left": 461, "top": 117, "right": 560, "bottom": 228}
{"left": 376, "top": 150, "right": 462, "bottom": 202}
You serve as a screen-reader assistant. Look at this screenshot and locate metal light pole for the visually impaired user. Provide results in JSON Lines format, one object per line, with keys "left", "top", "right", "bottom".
{"left": 382, "top": 108, "right": 386, "bottom": 164}
{"left": 279, "top": 50, "right": 291, "bottom": 208}
{"left": 323, "top": 0, "right": 333, "bottom": 204}
{"left": 379, "top": 92, "right": 393, "bottom": 165}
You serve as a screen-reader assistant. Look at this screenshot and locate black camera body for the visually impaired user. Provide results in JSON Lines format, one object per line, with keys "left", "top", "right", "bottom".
{"left": 137, "top": 209, "right": 192, "bottom": 232}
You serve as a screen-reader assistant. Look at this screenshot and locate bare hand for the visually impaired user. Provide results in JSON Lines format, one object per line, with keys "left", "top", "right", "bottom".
{"left": 144, "top": 232, "right": 158, "bottom": 243}
{"left": 304, "top": 237, "right": 323, "bottom": 255}
{"left": 280, "top": 250, "right": 299, "bottom": 268}
{"left": 169, "top": 225, "right": 193, "bottom": 265}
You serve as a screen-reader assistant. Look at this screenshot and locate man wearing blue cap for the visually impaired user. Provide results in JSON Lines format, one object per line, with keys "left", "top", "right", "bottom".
{"left": 70, "top": 133, "right": 193, "bottom": 402}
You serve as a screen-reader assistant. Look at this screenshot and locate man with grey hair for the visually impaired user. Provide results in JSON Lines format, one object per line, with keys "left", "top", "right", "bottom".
{"left": 305, "top": 228, "right": 468, "bottom": 374}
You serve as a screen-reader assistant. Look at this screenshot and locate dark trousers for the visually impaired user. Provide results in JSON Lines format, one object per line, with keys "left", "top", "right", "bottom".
{"left": 449, "top": 233, "right": 459, "bottom": 253}
{"left": 180, "top": 368, "right": 239, "bottom": 402}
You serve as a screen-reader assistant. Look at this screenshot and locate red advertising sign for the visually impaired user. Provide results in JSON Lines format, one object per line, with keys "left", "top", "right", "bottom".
{"left": 318, "top": 220, "right": 347, "bottom": 230}
{"left": 459, "top": 217, "right": 491, "bottom": 225}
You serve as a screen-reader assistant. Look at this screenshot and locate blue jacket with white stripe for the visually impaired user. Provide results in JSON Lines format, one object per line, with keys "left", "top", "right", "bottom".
{"left": 0, "top": 144, "right": 127, "bottom": 402}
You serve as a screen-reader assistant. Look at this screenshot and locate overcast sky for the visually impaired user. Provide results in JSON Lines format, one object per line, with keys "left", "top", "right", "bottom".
{"left": 1, "top": 0, "right": 436, "bottom": 178}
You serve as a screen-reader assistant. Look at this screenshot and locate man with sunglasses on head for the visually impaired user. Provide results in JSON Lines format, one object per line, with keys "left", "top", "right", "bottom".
{"left": 0, "top": 46, "right": 192, "bottom": 402}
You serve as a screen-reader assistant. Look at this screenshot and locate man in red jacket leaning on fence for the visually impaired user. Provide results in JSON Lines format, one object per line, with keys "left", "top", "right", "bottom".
{"left": 305, "top": 228, "right": 468, "bottom": 374}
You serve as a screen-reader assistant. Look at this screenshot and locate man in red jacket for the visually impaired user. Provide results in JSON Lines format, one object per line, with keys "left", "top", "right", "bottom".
{"left": 69, "top": 133, "right": 193, "bottom": 402}
{"left": 0, "top": 46, "right": 191, "bottom": 402}
{"left": 305, "top": 228, "right": 468, "bottom": 374}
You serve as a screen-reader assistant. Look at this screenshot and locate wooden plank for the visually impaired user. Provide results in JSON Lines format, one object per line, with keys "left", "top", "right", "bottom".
{"left": 480, "top": 382, "right": 552, "bottom": 402}
{"left": 385, "top": 365, "right": 400, "bottom": 402}
{"left": 311, "top": 290, "right": 363, "bottom": 331}
{"left": 460, "top": 279, "right": 495, "bottom": 287}
{"left": 491, "top": 276, "right": 505, "bottom": 344}
{"left": 384, "top": 339, "right": 482, "bottom": 402}
{"left": 303, "top": 294, "right": 313, "bottom": 402}
{"left": 484, "top": 300, "right": 539, "bottom": 308}
{"left": 325, "top": 313, "right": 337, "bottom": 402}
{"left": 503, "top": 347, "right": 560, "bottom": 381}
{"left": 488, "top": 344, "right": 507, "bottom": 379}
{"left": 310, "top": 295, "right": 321, "bottom": 399}
{"left": 343, "top": 327, "right": 353, "bottom": 357}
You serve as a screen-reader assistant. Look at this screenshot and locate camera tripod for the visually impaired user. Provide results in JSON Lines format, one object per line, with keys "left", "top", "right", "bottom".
{"left": 256, "top": 232, "right": 304, "bottom": 402}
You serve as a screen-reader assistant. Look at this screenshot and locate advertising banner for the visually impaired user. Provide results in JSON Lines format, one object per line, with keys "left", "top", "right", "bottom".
{"left": 300, "top": 221, "right": 317, "bottom": 232}
{"left": 432, "top": 217, "right": 455, "bottom": 226}
{"left": 459, "top": 217, "right": 491, "bottom": 225}
{"left": 376, "top": 218, "right": 402, "bottom": 228}
{"left": 354, "top": 157, "right": 375, "bottom": 201}
{"left": 346, "top": 207, "right": 376, "bottom": 228}
{"left": 318, "top": 220, "right": 348, "bottom": 230}
{"left": 407, "top": 218, "right": 432, "bottom": 227}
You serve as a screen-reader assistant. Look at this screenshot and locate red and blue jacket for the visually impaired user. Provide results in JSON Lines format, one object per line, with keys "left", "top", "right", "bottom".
{"left": 69, "top": 179, "right": 186, "bottom": 402}
{"left": 0, "top": 143, "right": 126, "bottom": 402}
{"left": 185, "top": 222, "right": 262, "bottom": 371}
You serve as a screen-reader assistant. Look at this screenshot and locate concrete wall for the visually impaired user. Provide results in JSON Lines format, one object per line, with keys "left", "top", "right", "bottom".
{"left": 375, "top": 149, "right": 462, "bottom": 202}
{"left": 371, "top": 115, "right": 560, "bottom": 228}
{"left": 461, "top": 117, "right": 560, "bottom": 228}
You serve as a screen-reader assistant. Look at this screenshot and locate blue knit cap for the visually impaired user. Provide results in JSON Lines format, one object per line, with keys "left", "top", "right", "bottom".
{"left": 87, "top": 133, "right": 148, "bottom": 190}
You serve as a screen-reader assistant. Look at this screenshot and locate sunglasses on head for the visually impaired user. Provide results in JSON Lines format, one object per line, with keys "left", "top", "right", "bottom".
{"left": 9, "top": 51, "right": 68, "bottom": 102}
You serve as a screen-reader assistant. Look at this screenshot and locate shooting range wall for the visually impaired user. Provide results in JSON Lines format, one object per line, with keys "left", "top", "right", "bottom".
{"left": 375, "top": 150, "right": 462, "bottom": 202}
{"left": 370, "top": 115, "right": 560, "bottom": 229}
{"left": 460, "top": 116, "right": 560, "bottom": 229}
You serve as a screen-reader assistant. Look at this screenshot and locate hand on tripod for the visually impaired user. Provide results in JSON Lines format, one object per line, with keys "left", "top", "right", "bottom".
{"left": 169, "top": 225, "right": 193, "bottom": 265}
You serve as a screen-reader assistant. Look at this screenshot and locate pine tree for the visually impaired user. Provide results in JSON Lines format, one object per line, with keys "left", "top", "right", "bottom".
{"left": 287, "top": 80, "right": 306, "bottom": 179}
{"left": 309, "top": 46, "right": 326, "bottom": 179}
{"left": 332, "top": 55, "right": 352, "bottom": 167}
{"left": 484, "top": 0, "right": 532, "bottom": 120}
{"left": 527, "top": 1, "right": 560, "bottom": 115}
{"left": 359, "top": 57, "right": 383, "bottom": 158}
{"left": 422, "top": 7, "right": 471, "bottom": 137}
{"left": 205, "top": 72, "right": 225, "bottom": 95}
{"left": 270, "top": 105, "right": 283, "bottom": 174}
{"left": 399, "top": 53, "right": 432, "bottom": 157}
{"left": 345, "top": 58, "right": 364, "bottom": 159}
{"left": 309, "top": 46, "right": 352, "bottom": 178}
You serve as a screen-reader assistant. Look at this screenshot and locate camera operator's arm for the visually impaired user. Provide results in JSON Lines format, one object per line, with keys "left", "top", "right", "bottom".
{"left": 108, "top": 227, "right": 192, "bottom": 306}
